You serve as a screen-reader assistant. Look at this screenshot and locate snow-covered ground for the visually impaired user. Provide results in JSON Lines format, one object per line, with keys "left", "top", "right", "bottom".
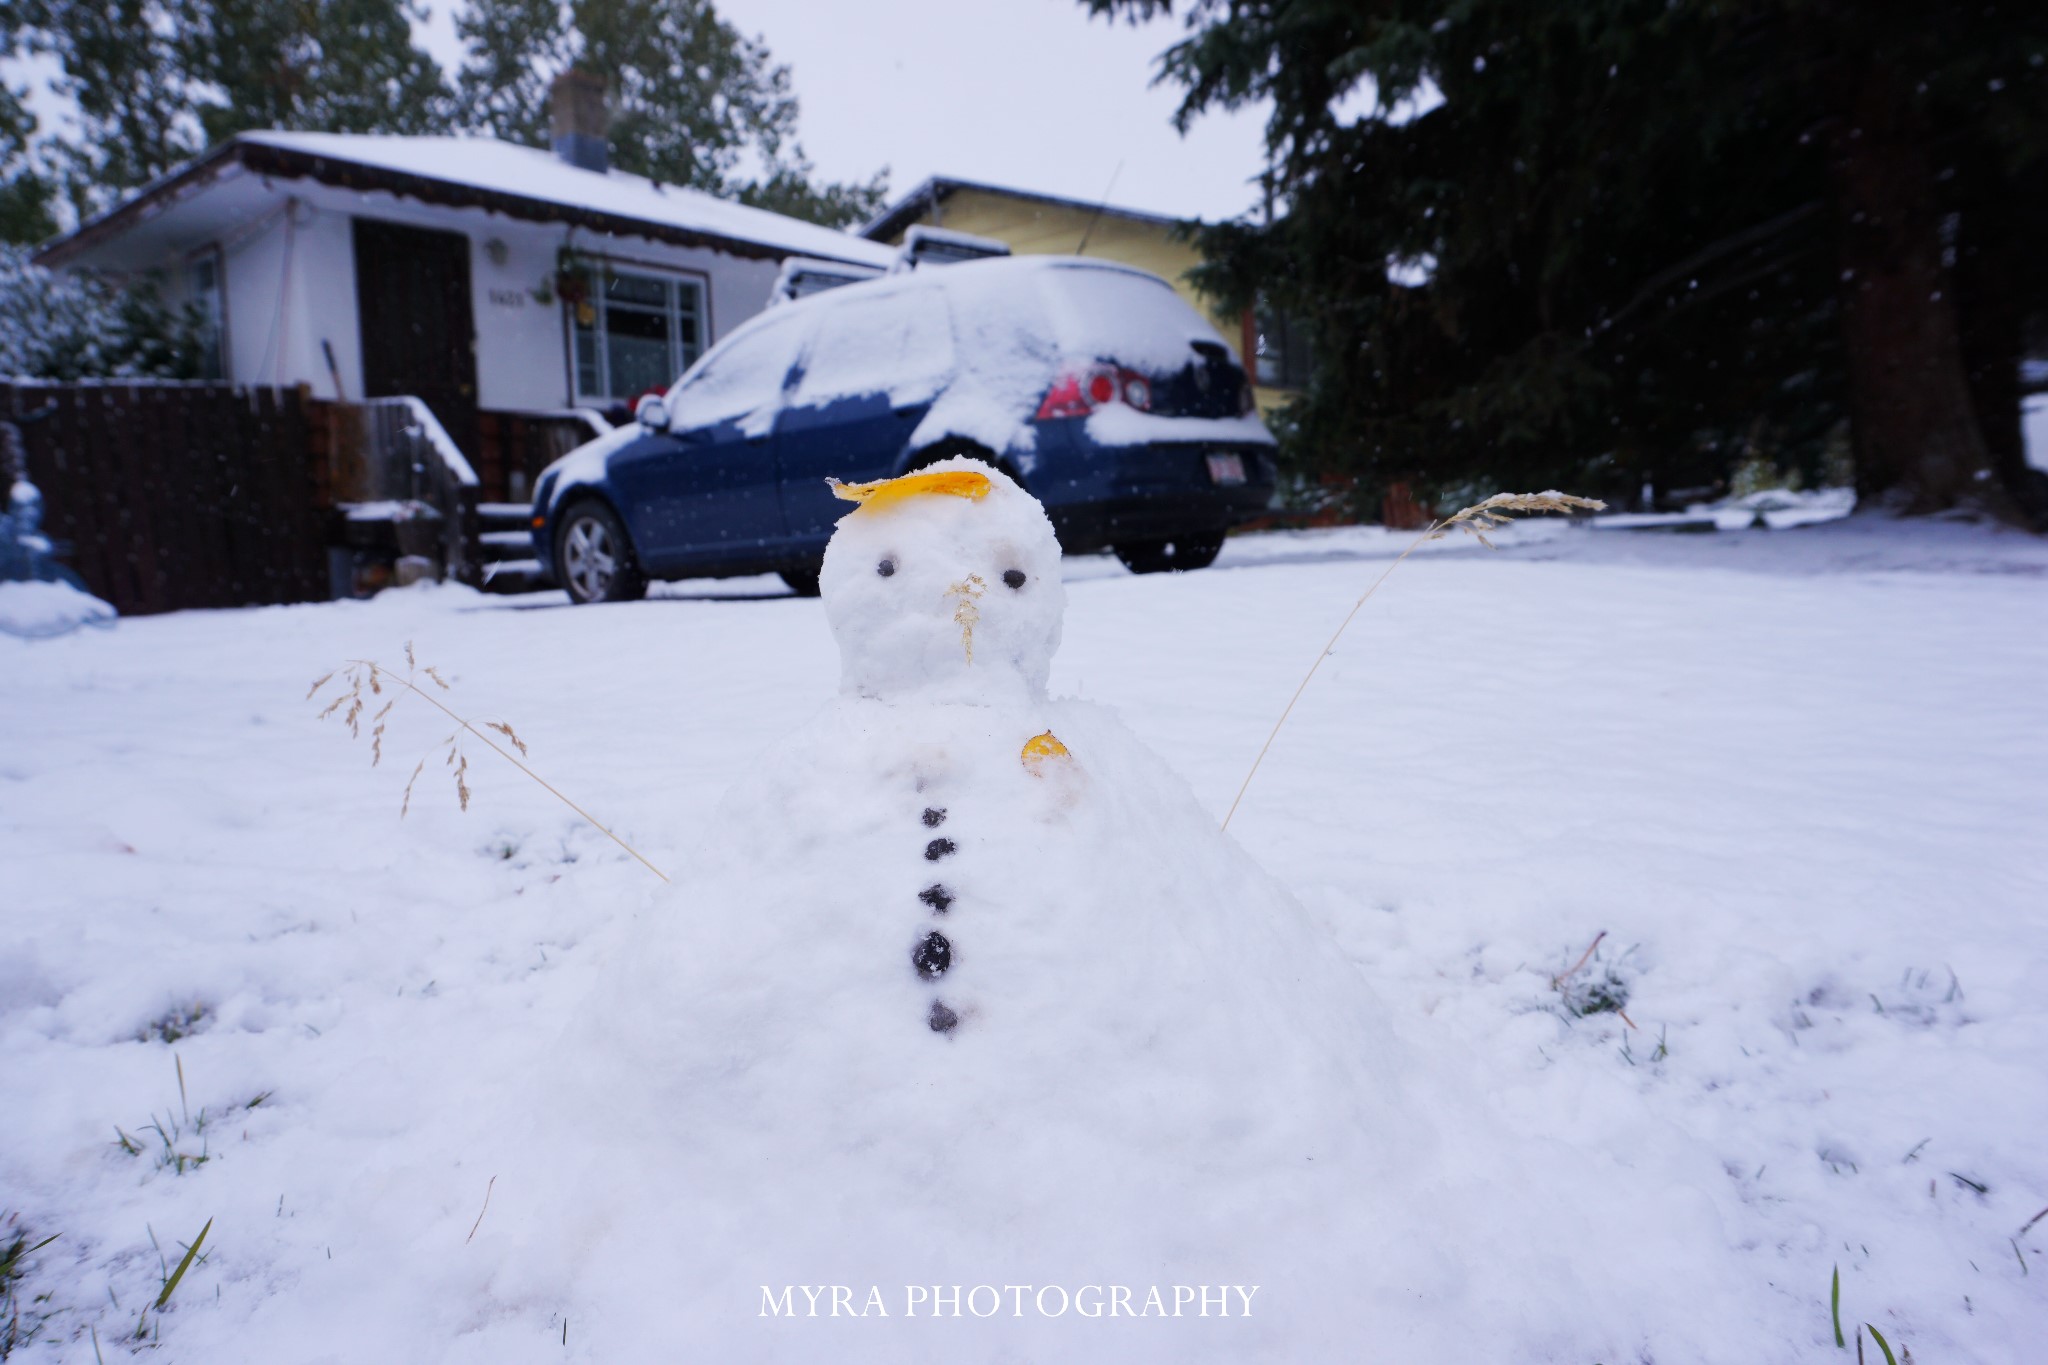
{"left": 4, "top": 513, "right": 2046, "bottom": 1361}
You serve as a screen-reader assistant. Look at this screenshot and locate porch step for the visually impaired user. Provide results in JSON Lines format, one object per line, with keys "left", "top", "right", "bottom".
{"left": 476, "top": 503, "right": 540, "bottom": 566}
{"left": 480, "top": 558, "right": 552, "bottom": 595}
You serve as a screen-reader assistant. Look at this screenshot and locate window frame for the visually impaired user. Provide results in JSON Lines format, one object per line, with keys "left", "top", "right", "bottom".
{"left": 186, "top": 245, "right": 228, "bottom": 382}
{"left": 568, "top": 257, "right": 711, "bottom": 405}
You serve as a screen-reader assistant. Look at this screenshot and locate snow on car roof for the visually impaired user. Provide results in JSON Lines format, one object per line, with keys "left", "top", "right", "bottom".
{"left": 233, "top": 131, "right": 898, "bottom": 268}
{"left": 715, "top": 254, "right": 1186, "bottom": 349}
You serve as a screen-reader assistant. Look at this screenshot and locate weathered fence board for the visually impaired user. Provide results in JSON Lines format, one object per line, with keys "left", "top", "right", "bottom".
{"left": 476, "top": 408, "right": 608, "bottom": 502}
{"left": 4, "top": 380, "right": 328, "bottom": 616}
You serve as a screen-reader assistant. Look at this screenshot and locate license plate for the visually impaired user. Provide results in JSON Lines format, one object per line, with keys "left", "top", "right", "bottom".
{"left": 1206, "top": 453, "right": 1247, "bottom": 486}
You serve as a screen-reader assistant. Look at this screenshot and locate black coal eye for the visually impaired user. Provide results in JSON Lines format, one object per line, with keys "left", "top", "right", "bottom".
{"left": 1002, "top": 568, "right": 1026, "bottom": 589}
{"left": 877, "top": 558, "right": 896, "bottom": 578}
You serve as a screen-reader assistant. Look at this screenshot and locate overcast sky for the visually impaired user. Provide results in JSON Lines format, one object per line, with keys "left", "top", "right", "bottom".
{"left": 417, "top": 0, "right": 1276, "bottom": 225}
{"left": 7, "top": 0, "right": 1275, "bottom": 227}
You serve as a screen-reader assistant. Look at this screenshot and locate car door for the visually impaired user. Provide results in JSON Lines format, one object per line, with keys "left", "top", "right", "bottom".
{"left": 774, "top": 284, "right": 955, "bottom": 546}
{"left": 608, "top": 311, "right": 809, "bottom": 573}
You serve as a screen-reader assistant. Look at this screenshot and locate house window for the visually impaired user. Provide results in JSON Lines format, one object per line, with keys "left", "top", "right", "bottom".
{"left": 188, "top": 249, "right": 226, "bottom": 381}
{"left": 1252, "top": 298, "right": 1312, "bottom": 391}
{"left": 572, "top": 264, "right": 706, "bottom": 403}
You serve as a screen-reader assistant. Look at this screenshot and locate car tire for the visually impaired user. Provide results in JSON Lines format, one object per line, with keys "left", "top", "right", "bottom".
{"left": 1113, "top": 530, "right": 1226, "bottom": 574}
{"left": 779, "top": 563, "right": 823, "bottom": 597}
{"left": 555, "top": 500, "right": 647, "bottom": 604}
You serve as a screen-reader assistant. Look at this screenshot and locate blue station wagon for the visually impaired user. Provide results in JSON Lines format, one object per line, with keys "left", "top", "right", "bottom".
{"left": 532, "top": 255, "right": 1277, "bottom": 602}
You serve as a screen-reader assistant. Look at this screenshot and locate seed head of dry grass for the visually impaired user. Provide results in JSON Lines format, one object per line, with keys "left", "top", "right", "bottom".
{"left": 1427, "top": 491, "right": 1609, "bottom": 548}
{"left": 310, "top": 642, "right": 667, "bottom": 882}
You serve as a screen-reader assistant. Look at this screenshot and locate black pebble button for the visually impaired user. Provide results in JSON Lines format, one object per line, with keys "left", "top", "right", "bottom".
{"left": 928, "top": 999, "right": 958, "bottom": 1034}
{"left": 912, "top": 930, "right": 952, "bottom": 979}
{"left": 922, "top": 807, "right": 947, "bottom": 828}
{"left": 924, "top": 837, "right": 956, "bottom": 861}
{"left": 919, "top": 883, "right": 953, "bottom": 913}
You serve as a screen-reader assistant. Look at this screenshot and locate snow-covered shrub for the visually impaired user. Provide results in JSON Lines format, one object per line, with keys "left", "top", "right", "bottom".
{"left": 0, "top": 246, "right": 212, "bottom": 380}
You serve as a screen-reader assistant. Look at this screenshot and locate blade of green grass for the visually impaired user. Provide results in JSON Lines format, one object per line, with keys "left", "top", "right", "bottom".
{"left": 1864, "top": 1324, "right": 1899, "bottom": 1365}
{"left": 1831, "top": 1264, "right": 1845, "bottom": 1348}
{"left": 154, "top": 1218, "right": 211, "bottom": 1310}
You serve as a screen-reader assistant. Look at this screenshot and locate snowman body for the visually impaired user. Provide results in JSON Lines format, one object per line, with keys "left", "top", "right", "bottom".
{"left": 496, "top": 461, "right": 1438, "bottom": 1359}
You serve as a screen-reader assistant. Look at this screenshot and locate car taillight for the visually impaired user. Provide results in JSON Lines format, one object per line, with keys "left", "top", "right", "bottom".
{"left": 1035, "top": 363, "right": 1154, "bottom": 420}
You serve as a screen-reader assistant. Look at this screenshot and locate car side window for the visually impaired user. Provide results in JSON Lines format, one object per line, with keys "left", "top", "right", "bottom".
{"left": 667, "top": 314, "right": 809, "bottom": 430}
{"left": 790, "top": 287, "right": 954, "bottom": 409}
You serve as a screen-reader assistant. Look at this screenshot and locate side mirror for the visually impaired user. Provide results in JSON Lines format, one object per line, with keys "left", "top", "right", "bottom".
{"left": 636, "top": 394, "right": 671, "bottom": 432}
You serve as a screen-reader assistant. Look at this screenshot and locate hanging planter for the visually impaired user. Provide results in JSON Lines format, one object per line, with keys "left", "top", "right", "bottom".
{"left": 553, "top": 246, "right": 596, "bottom": 310}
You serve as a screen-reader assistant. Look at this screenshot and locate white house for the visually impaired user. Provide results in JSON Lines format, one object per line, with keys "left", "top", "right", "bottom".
{"left": 36, "top": 72, "right": 895, "bottom": 501}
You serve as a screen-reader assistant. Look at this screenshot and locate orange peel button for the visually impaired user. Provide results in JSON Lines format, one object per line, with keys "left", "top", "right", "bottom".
{"left": 828, "top": 469, "right": 991, "bottom": 515}
{"left": 1020, "top": 731, "right": 1071, "bottom": 774}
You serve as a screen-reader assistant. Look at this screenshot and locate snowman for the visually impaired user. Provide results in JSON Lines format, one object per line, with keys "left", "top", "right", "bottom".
{"left": 478, "top": 458, "right": 1454, "bottom": 1359}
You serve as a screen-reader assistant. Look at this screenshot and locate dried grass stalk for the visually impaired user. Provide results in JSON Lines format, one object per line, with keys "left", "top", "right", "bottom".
{"left": 313, "top": 641, "right": 668, "bottom": 882}
{"left": 946, "top": 574, "right": 986, "bottom": 663}
{"left": 1220, "top": 490, "right": 1606, "bottom": 831}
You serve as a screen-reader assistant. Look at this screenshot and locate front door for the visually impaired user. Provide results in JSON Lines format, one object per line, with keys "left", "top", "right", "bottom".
{"left": 353, "top": 218, "right": 479, "bottom": 460}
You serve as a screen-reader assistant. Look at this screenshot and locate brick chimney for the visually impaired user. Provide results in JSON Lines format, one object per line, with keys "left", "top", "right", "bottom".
{"left": 550, "top": 69, "right": 609, "bottom": 174}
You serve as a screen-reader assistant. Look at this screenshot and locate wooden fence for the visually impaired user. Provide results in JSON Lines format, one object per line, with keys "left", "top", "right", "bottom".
{"left": 477, "top": 407, "right": 610, "bottom": 503}
{"left": 6, "top": 380, "right": 508, "bottom": 616}
{"left": 4, "top": 380, "right": 327, "bottom": 616}
{"left": 308, "top": 395, "right": 482, "bottom": 589}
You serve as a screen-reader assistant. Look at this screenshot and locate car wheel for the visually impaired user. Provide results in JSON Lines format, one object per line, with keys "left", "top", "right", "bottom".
{"left": 1113, "top": 530, "right": 1226, "bottom": 574}
{"left": 555, "top": 500, "right": 647, "bottom": 604}
{"left": 779, "top": 564, "right": 822, "bottom": 597}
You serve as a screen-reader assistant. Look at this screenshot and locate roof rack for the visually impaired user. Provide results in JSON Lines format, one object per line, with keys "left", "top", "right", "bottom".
{"left": 891, "top": 225, "right": 1012, "bottom": 273}
{"left": 768, "top": 256, "right": 886, "bottom": 306}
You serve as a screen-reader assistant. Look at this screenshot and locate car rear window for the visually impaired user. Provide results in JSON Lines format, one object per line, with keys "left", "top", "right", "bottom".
{"left": 1035, "top": 267, "right": 1231, "bottom": 374}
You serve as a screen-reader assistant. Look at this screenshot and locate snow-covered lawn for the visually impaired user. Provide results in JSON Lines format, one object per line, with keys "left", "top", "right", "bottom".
{"left": 5, "top": 516, "right": 2046, "bottom": 1361}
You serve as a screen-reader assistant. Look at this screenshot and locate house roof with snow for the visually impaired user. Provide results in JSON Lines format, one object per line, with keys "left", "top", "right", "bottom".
{"left": 860, "top": 175, "right": 1186, "bottom": 245}
{"left": 39, "top": 131, "right": 898, "bottom": 273}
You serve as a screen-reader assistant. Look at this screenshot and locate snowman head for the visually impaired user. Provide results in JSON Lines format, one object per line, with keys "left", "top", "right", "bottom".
{"left": 819, "top": 457, "right": 1065, "bottom": 705}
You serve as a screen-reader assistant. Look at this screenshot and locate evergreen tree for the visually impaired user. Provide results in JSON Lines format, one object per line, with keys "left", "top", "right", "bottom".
{"left": 455, "top": 0, "right": 888, "bottom": 228}
{"left": 738, "top": 154, "right": 889, "bottom": 230}
{"left": 175, "top": 0, "right": 453, "bottom": 143}
{"left": 1091, "top": 0, "right": 2048, "bottom": 523}
{"left": 0, "top": 82, "right": 57, "bottom": 245}
{"left": 10, "top": 0, "right": 450, "bottom": 213}
{"left": 455, "top": 0, "right": 568, "bottom": 148}
{"left": 11, "top": 0, "right": 199, "bottom": 208}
